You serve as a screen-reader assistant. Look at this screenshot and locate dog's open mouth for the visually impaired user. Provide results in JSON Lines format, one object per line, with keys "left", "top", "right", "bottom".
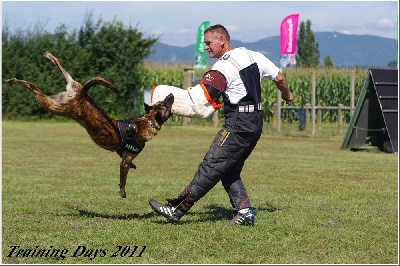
{"left": 163, "top": 93, "right": 174, "bottom": 119}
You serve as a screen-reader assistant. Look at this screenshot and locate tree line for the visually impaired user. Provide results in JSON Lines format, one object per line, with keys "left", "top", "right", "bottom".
{"left": 3, "top": 15, "right": 366, "bottom": 123}
{"left": 2, "top": 13, "right": 159, "bottom": 120}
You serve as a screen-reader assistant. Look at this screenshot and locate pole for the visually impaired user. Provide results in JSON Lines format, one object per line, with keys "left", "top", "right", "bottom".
{"left": 350, "top": 69, "right": 355, "bottom": 119}
{"left": 182, "top": 68, "right": 194, "bottom": 126}
{"left": 277, "top": 90, "right": 281, "bottom": 132}
{"left": 311, "top": 70, "right": 316, "bottom": 135}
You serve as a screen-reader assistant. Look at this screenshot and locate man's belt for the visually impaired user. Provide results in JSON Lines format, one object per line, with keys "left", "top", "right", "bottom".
{"left": 238, "top": 103, "right": 261, "bottom": 113}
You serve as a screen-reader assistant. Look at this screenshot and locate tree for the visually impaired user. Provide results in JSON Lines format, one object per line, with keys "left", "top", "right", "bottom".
{"left": 323, "top": 55, "right": 334, "bottom": 68}
{"left": 2, "top": 12, "right": 159, "bottom": 119}
{"left": 74, "top": 16, "right": 159, "bottom": 118}
{"left": 296, "top": 19, "right": 320, "bottom": 67}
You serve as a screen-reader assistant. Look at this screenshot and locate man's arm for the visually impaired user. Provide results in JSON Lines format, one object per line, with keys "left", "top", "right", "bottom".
{"left": 273, "top": 71, "right": 293, "bottom": 102}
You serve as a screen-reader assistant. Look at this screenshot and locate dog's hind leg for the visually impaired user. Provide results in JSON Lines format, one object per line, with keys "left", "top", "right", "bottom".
{"left": 43, "top": 51, "right": 81, "bottom": 94}
{"left": 5, "top": 78, "right": 62, "bottom": 112}
{"left": 43, "top": 51, "right": 118, "bottom": 97}
{"left": 119, "top": 152, "right": 138, "bottom": 198}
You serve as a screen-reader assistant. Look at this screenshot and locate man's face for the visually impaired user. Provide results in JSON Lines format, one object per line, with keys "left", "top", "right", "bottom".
{"left": 204, "top": 31, "right": 223, "bottom": 59}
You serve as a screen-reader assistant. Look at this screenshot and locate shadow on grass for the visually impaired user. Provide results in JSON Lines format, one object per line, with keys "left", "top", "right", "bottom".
{"left": 152, "top": 202, "right": 282, "bottom": 225}
{"left": 65, "top": 201, "right": 281, "bottom": 224}
{"left": 66, "top": 206, "right": 154, "bottom": 220}
{"left": 194, "top": 202, "right": 281, "bottom": 220}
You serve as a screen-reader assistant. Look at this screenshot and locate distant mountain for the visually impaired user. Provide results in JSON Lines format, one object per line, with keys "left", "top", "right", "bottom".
{"left": 145, "top": 32, "right": 398, "bottom": 68}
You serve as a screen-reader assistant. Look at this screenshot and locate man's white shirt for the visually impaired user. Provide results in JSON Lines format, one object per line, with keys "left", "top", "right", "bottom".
{"left": 212, "top": 47, "right": 280, "bottom": 104}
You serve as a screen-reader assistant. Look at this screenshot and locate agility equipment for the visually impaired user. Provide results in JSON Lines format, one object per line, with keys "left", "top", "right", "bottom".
{"left": 341, "top": 69, "right": 398, "bottom": 153}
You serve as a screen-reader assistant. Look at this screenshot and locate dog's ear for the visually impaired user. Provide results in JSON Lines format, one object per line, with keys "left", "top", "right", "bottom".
{"left": 144, "top": 103, "right": 152, "bottom": 114}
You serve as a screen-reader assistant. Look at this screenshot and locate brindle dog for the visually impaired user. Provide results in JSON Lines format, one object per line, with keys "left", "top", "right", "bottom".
{"left": 6, "top": 51, "right": 174, "bottom": 198}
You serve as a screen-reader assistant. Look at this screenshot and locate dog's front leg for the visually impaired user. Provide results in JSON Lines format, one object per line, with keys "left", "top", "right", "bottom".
{"left": 119, "top": 152, "right": 137, "bottom": 198}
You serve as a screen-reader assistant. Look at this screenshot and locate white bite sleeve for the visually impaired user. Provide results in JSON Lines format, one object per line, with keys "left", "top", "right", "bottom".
{"left": 151, "top": 84, "right": 217, "bottom": 118}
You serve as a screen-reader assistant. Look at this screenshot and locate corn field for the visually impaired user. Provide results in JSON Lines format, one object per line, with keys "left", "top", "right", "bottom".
{"left": 143, "top": 65, "right": 369, "bottom": 123}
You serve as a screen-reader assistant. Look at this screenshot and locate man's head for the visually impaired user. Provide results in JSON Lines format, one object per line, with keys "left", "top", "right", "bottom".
{"left": 204, "top": 24, "right": 231, "bottom": 59}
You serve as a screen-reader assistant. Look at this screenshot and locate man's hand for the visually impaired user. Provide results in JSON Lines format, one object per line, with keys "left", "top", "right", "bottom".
{"left": 282, "top": 91, "right": 294, "bottom": 105}
{"left": 274, "top": 72, "right": 293, "bottom": 105}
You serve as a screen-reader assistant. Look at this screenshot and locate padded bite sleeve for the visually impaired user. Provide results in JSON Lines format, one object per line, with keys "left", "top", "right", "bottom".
{"left": 151, "top": 84, "right": 219, "bottom": 118}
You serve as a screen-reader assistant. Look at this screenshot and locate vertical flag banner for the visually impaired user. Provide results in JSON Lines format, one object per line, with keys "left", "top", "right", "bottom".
{"left": 194, "top": 21, "right": 210, "bottom": 70}
{"left": 280, "top": 14, "right": 299, "bottom": 68}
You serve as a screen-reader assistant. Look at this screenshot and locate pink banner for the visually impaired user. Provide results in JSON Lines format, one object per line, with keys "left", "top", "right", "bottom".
{"left": 280, "top": 14, "right": 300, "bottom": 55}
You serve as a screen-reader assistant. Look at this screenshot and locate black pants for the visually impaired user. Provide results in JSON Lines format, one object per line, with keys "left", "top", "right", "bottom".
{"left": 173, "top": 108, "right": 263, "bottom": 217}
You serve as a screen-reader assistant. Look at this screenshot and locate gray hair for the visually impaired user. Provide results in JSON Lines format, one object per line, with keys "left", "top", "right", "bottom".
{"left": 204, "top": 24, "right": 230, "bottom": 42}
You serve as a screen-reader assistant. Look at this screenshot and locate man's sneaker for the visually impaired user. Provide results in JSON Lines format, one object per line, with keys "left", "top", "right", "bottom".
{"left": 149, "top": 198, "right": 181, "bottom": 223}
{"left": 229, "top": 208, "right": 255, "bottom": 225}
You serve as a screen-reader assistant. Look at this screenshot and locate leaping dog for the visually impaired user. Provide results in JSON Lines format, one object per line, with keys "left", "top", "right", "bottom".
{"left": 6, "top": 51, "right": 174, "bottom": 198}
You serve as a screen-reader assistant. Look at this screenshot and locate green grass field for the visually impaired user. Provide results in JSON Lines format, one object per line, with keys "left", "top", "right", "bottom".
{"left": 2, "top": 121, "right": 398, "bottom": 264}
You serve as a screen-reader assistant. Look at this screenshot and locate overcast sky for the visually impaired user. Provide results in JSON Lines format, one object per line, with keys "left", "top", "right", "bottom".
{"left": 2, "top": 1, "right": 398, "bottom": 47}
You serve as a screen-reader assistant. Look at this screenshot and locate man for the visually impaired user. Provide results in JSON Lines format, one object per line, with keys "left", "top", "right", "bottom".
{"left": 149, "top": 24, "right": 294, "bottom": 225}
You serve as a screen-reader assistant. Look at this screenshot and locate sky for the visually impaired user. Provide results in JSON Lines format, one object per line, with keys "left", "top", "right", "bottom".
{"left": 1, "top": 1, "right": 399, "bottom": 47}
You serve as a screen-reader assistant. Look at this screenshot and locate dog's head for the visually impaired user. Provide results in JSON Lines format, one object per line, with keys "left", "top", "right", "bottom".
{"left": 144, "top": 93, "right": 174, "bottom": 127}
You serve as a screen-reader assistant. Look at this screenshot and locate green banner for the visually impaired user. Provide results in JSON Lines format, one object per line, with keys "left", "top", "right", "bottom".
{"left": 194, "top": 21, "right": 210, "bottom": 70}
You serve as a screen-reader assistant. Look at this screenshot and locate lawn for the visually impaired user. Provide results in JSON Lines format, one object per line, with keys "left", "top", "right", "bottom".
{"left": 2, "top": 121, "right": 398, "bottom": 264}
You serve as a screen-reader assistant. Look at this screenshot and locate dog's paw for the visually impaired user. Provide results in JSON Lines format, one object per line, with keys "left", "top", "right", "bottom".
{"left": 119, "top": 189, "right": 127, "bottom": 198}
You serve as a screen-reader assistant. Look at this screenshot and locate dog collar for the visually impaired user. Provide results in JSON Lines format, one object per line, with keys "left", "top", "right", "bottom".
{"left": 146, "top": 117, "right": 161, "bottom": 130}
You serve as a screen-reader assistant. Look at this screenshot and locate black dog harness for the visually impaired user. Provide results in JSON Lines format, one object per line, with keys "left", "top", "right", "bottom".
{"left": 117, "top": 120, "right": 145, "bottom": 154}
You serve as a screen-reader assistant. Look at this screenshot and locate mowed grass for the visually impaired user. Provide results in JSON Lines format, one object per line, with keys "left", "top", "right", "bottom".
{"left": 2, "top": 121, "right": 398, "bottom": 264}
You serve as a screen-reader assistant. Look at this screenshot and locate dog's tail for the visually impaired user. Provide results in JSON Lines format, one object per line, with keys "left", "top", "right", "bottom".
{"left": 81, "top": 77, "right": 119, "bottom": 95}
